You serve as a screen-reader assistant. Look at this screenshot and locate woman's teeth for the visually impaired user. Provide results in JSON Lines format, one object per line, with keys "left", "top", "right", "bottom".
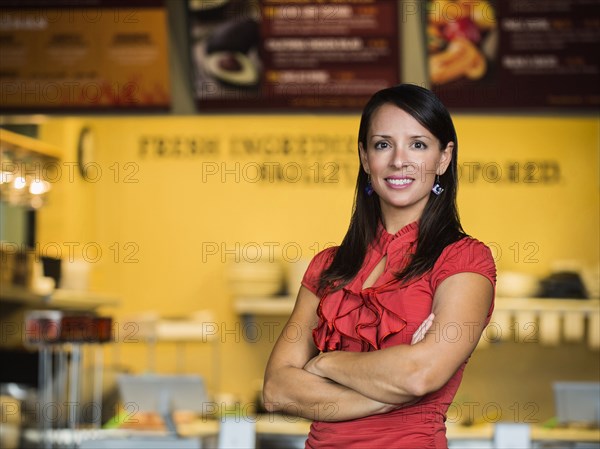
{"left": 386, "top": 178, "right": 413, "bottom": 186}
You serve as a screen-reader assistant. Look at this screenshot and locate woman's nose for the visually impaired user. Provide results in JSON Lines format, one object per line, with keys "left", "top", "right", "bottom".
{"left": 389, "top": 147, "right": 407, "bottom": 169}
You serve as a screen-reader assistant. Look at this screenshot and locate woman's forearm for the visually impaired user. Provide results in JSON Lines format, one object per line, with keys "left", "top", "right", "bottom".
{"left": 305, "top": 348, "right": 421, "bottom": 404}
{"left": 301, "top": 314, "right": 435, "bottom": 404}
{"left": 305, "top": 274, "right": 495, "bottom": 403}
{"left": 263, "top": 286, "right": 402, "bottom": 422}
{"left": 263, "top": 364, "right": 398, "bottom": 422}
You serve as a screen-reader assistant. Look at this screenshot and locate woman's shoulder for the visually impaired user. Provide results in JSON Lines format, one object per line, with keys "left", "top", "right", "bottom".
{"left": 440, "top": 235, "right": 494, "bottom": 261}
{"left": 306, "top": 245, "right": 339, "bottom": 273}
{"left": 301, "top": 246, "right": 338, "bottom": 296}
{"left": 429, "top": 236, "right": 497, "bottom": 289}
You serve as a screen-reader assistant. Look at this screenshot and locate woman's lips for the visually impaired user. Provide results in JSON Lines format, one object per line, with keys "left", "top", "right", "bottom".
{"left": 384, "top": 177, "right": 414, "bottom": 189}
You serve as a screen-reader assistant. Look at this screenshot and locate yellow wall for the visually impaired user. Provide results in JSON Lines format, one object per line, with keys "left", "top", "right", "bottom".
{"left": 37, "top": 113, "right": 599, "bottom": 403}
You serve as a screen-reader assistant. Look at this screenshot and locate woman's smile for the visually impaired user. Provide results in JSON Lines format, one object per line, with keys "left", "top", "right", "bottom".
{"left": 384, "top": 176, "right": 414, "bottom": 188}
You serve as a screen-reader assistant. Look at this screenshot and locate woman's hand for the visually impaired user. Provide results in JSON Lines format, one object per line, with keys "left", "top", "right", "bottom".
{"left": 303, "top": 352, "right": 324, "bottom": 376}
{"left": 411, "top": 312, "right": 435, "bottom": 345}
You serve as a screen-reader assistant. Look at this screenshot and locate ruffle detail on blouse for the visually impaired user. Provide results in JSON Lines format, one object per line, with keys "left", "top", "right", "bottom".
{"left": 313, "top": 281, "right": 408, "bottom": 352}
{"left": 373, "top": 220, "right": 418, "bottom": 249}
{"left": 311, "top": 221, "right": 419, "bottom": 352}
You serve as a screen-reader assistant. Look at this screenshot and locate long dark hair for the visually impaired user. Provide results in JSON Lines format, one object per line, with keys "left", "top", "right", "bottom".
{"left": 317, "top": 84, "right": 466, "bottom": 294}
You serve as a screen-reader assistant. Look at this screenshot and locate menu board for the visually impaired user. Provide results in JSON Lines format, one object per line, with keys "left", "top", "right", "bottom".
{"left": 0, "top": 1, "right": 170, "bottom": 112}
{"left": 426, "top": 0, "right": 600, "bottom": 110}
{"left": 189, "top": 0, "right": 400, "bottom": 110}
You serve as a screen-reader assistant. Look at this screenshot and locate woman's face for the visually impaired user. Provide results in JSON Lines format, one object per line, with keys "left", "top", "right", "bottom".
{"left": 359, "top": 103, "right": 453, "bottom": 222}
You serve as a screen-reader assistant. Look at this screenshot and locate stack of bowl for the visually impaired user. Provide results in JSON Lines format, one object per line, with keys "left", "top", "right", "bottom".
{"left": 227, "top": 247, "right": 283, "bottom": 298}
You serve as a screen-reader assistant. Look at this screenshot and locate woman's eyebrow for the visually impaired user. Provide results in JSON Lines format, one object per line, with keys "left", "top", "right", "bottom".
{"left": 370, "top": 134, "right": 433, "bottom": 140}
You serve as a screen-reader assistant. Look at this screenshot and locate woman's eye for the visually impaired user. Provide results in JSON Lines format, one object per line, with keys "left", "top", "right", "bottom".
{"left": 374, "top": 141, "right": 390, "bottom": 150}
{"left": 413, "top": 141, "right": 427, "bottom": 150}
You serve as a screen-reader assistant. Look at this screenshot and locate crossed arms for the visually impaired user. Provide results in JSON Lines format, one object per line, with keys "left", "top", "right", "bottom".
{"left": 262, "top": 272, "right": 493, "bottom": 422}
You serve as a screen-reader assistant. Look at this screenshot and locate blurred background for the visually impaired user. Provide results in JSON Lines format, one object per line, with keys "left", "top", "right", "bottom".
{"left": 0, "top": 1, "right": 598, "bottom": 448}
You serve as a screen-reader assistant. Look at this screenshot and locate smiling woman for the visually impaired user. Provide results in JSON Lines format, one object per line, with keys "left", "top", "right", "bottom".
{"left": 358, "top": 103, "right": 453, "bottom": 228}
{"left": 263, "top": 84, "right": 496, "bottom": 449}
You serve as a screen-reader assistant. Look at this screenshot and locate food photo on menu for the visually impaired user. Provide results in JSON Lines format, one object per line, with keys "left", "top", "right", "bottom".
{"left": 426, "top": 0, "right": 498, "bottom": 86}
{"left": 188, "top": 0, "right": 262, "bottom": 102}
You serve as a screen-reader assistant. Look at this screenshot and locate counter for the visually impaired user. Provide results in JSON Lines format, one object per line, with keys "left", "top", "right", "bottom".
{"left": 20, "top": 415, "right": 599, "bottom": 448}
{"left": 177, "top": 415, "right": 600, "bottom": 446}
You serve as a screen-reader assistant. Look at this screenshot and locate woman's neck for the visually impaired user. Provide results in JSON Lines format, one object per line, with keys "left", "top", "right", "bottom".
{"left": 379, "top": 203, "right": 423, "bottom": 234}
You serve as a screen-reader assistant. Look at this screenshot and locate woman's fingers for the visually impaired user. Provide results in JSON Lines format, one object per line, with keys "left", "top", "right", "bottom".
{"left": 411, "top": 313, "right": 435, "bottom": 345}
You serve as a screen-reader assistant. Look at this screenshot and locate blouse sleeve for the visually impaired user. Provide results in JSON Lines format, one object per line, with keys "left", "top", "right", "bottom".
{"left": 300, "top": 246, "right": 338, "bottom": 296}
{"left": 429, "top": 237, "right": 497, "bottom": 292}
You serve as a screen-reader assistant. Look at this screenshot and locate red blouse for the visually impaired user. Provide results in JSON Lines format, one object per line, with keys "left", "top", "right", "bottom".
{"left": 301, "top": 221, "right": 496, "bottom": 449}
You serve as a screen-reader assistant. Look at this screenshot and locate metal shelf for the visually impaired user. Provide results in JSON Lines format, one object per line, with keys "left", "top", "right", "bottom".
{"left": 0, "top": 285, "right": 120, "bottom": 311}
{"left": 0, "top": 128, "right": 61, "bottom": 160}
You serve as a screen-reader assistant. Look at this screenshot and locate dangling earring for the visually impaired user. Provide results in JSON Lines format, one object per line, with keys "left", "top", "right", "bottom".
{"left": 432, "top": 174, "right": 444, "bottom": 195}
{"left": 365, "top": 175, "right": 374, "bottom": 196}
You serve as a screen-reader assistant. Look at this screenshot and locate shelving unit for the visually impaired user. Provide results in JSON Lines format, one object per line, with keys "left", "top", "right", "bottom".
{"left": 495, "top": 297, "right": 600, "bottom": 313}
{"left": 234, "top": 296, "right": 600, "bottom": 316}
{"left": 0, "top": 285, "right": 120, "bottom": 311}
{"left": 233, "top": 296, "right": 600, "bottom": 349}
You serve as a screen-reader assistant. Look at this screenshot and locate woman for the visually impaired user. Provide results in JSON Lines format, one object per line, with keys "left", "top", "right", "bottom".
{"left": 263, "top": 84, "right": 496, "bottom": 448}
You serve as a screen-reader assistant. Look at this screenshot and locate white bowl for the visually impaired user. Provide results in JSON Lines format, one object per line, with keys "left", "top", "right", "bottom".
{"left": 229, "top": 279, "right": 282, "bottom": 297}
{"left": 496, "top": 271, "right": 540, "bottom": 298}
{"left": 228, "top": 262, "right": 282, "bottom": 277}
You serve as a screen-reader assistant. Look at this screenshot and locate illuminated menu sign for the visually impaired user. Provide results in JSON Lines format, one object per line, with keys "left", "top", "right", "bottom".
{"left": 425, "top": 0, "right": 600, "bottom": 110}
{"left": 0, "top": 1, "right": 171, "bottom": 111}
{"left": 189, "top": 0, "right": 401, "bottom": 110}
